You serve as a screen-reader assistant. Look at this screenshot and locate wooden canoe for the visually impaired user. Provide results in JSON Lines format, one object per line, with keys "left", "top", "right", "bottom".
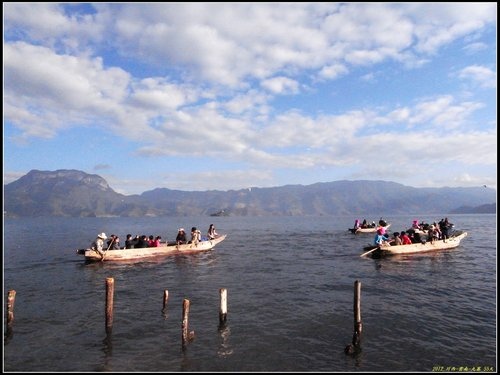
{"left": 77, "top": 234, "right": 227, "bottom": 262}
{"left": 366, "top": 231, "right": 467, "bottom": 258}
{"left": 349, "top": 224, "right": 391, "bottom": 234}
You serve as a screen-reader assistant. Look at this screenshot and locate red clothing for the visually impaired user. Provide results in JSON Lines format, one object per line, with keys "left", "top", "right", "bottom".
{"left": 401, "top": 234, "right": 412, "bottom": 245}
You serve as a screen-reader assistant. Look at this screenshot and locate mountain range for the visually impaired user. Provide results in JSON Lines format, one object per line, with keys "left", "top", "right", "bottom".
{"left": 3, "top": 169, "right": 496, "bottom": 217}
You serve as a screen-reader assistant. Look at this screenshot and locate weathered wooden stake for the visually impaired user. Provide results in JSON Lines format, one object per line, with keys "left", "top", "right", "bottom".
{"left": 219, "top": 288, "right": 228, "bottom": 324}
{"left": 345, "top": 280, "right": 362, "bottom": 355}
{"left": 105, "top": 278, "right": 114, "bottom": 335}
{"left": 181, "top": 299, "right": 195, "bottom": 349}
{"left": 352, "top": 280, "right": 362, "bottom": 347}
{"left": 6, "top": 290, "right": 16, "bottom": 333}
{"left": 163, "top": 290, "right": 169, "bottom": 310}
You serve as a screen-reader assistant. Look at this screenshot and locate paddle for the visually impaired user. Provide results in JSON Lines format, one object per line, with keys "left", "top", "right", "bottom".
{"left": 100, "top": 238, "right": 114, "bottom": 261}
{"left": 360, "top": 246, "right": 379, "bottom": 257}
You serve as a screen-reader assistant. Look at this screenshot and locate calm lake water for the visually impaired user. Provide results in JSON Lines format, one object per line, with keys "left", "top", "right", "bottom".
{"left": 3, "top": 214, "right": 497, "bottom": 372}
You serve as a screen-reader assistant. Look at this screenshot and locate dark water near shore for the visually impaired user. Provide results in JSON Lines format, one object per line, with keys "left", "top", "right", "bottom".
{"left": 3, "top": 214, "right": 497, "bottom": 372}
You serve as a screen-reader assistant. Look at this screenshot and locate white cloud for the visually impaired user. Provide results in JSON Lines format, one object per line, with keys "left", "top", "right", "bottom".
{"left": 408, "top": 3, "right": 497, "bottom": 54}
{"left": 463, "top": 42, "right": 488, "bottom": 54}
{"left": 260, "top": 77, "right": 300, "bottom": 95}
{"left": 318, "top": 64, "right": 348, "bottom": 80}
{"left": 458, "top": 65, "right": 497, "bottom": 89}
{"left": 4, "top": 3, "right": 496, "bottom": 90}
{"left": 3, "top": 3, "right": 496, "bottom": 193}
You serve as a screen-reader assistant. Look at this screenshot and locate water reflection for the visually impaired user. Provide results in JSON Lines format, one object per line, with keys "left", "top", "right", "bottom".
{"left": 217, "top": 323, "right": 233, "bottom": 357}
{"left": 99, "top": 333, "right": 113, "bottom": 372}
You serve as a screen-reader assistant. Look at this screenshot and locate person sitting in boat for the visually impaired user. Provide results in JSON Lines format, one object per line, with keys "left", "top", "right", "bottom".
{"left": 107, "top": 234, "right": 120, "bottom": 250}
{"left": 147, "top": 235, "right": 156, "bottom": 247}
{"left": 150, "top": 236, "right": 162, "bottom": 247}
{"left": 400, "top": 231, "right": 412, "bottom": 245}
{"left": 407, "top": 229, "right": 422, "bottom": 244}
{"left": 207, "top": 224, "right": 219, "bottom": 240}
{"left": 91, "top": 232, "right": 107, "bottom": 252}
{"left": 176, "top": 228, "right": 187, "bottom": 245}
{"left": 125, "top": 234, "right": 138, "bottom": 249}
{"left": 421, "top": 222, "right": 431, "bottom": 231}
{"left": 361, "top": 219, "right": 368, "bottom": 228}
{"left": 190, "top": 227, "right": 201, "bottom": 245}
{"left": 391, "top": 232, "right": 402, "bottom": 246}
{"left": 374, "top": 229, "right": 390, "bottom": 246}
{"left": 135, "top": 235, "right": 149, "bottom": 248}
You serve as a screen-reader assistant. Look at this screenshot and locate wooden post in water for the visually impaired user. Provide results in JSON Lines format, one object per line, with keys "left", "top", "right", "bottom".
{"left": 163, "top": 290, "right": 169, "bottom": 310}
{"left": 105, "top": 278, "right": 114, "bottom": 335}
{"left": 345, "top": 280, "right": 362, "bottom": 354}
{"left": 219, "top": 288, "right": 228, "bottom": 324}
{"left": 181, "top": 299, "right": 195, "bottom": 349}
{"left": 352, "top": 280, "right": 362, "bottom": 347}
{"left": 6, "top": 290, "right": 16, "bottom": 334}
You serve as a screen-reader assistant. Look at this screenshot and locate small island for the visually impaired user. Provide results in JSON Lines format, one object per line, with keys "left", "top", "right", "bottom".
{"left": 210, "top": 209, "right": 229, "bottom": 217}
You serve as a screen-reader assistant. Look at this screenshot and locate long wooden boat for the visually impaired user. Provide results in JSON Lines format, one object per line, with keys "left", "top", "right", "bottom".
{"left": 349, "top": 224, "right": 391, "bottom": 234}
{"left": 361, "top": 231, "right": 467, "bottom": 258}
{"left": 76, "top": 234, "right": 227, "bottom": 262}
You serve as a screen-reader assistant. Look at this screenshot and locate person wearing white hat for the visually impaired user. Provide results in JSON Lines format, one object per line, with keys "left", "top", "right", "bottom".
{"left": 176, "top": 228, "right": 187, "bottom": 245}
{"left": 91, "top": 232, "right": 108, "bottom": 253}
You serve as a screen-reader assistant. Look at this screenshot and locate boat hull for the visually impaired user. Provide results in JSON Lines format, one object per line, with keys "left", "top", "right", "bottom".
{"left": 78, "top": 235, "right": 227, "bottom": 262}
{"left": 370, "top": 231, "right": 467, "bottom": 258}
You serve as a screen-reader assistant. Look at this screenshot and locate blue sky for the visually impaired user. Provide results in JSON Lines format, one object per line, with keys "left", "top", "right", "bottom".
{"left": 3, "top": 3, "right": 497, "bottom": 195}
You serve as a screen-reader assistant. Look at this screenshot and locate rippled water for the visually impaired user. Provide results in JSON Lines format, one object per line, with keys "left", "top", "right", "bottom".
{"left": 3, "top": 215, "right": 497, "bottom": 372}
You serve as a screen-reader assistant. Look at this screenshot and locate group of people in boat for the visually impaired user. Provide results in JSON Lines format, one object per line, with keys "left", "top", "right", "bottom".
{"left": 90, "top": 224, "right": 219, "bottom": 252}
{"left": 410, "top": 218, "right": 453, "bottom": 234}
{"left": 373, "top": 218, "right": 454, "bottom": 246}
{"left": 353, "top": 218, "right": 388, "bottom": 230}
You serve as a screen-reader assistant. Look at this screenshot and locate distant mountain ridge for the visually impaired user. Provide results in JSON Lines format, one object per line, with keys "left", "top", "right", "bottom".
{"left": 3, "top": 169, "right": 496, "bottom": 217}
{"left": 449, "top": 203, "right": 496, "bottom": 214}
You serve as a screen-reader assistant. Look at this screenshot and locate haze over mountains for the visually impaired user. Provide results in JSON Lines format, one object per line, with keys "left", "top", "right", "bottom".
{"left": 3, "top": 169, "right": 496, "bottom": 218}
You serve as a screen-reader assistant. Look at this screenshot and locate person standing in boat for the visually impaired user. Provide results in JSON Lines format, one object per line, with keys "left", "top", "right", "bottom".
{"left": 439, "top": 218, "right": 453, "bottom": 242}
{"left": 352, "top": 219, "right": 360, "bottom": 231}
{"left": 176, "top": 228, "right": 187, "bottom": 245}
{"left": 427, "top": 226, "right": 439, "bottom": 244}
{"left": 91, "top": 232, "right": 107, "bottom": 252}
{"left": 207, "top": 224, "right": 219, "bottom": 240}
{"left": 374, "top": 228, "right": 390, "bottom": 246}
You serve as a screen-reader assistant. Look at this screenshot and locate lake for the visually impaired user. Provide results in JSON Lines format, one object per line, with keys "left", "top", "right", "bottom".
{"left": 3, "top": 214, "right": 497, "bottom": 372}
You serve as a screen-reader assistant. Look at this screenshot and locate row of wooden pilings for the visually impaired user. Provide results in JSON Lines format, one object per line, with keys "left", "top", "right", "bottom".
{"left": 6, "top": 279, "right": 362, "bottom": 354}
{"left": 104, "top": 278, "right": 228, "bottom": 349}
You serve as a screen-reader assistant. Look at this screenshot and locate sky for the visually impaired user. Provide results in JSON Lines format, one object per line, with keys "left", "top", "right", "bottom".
{"left": 3, "top": 3, "right": 497, "bottom": 195}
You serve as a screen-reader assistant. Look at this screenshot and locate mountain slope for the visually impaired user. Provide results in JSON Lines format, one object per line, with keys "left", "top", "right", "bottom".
{"left": 3, "top": 169, "right": 496, "bottom": 217}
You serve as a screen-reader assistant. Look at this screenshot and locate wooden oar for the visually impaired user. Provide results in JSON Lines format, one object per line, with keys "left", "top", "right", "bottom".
{"left": 360, "top": 246, "right": 379, "bottom": 257}
{"left": 100, "top": 239, "right": 114, "bottom": 261}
